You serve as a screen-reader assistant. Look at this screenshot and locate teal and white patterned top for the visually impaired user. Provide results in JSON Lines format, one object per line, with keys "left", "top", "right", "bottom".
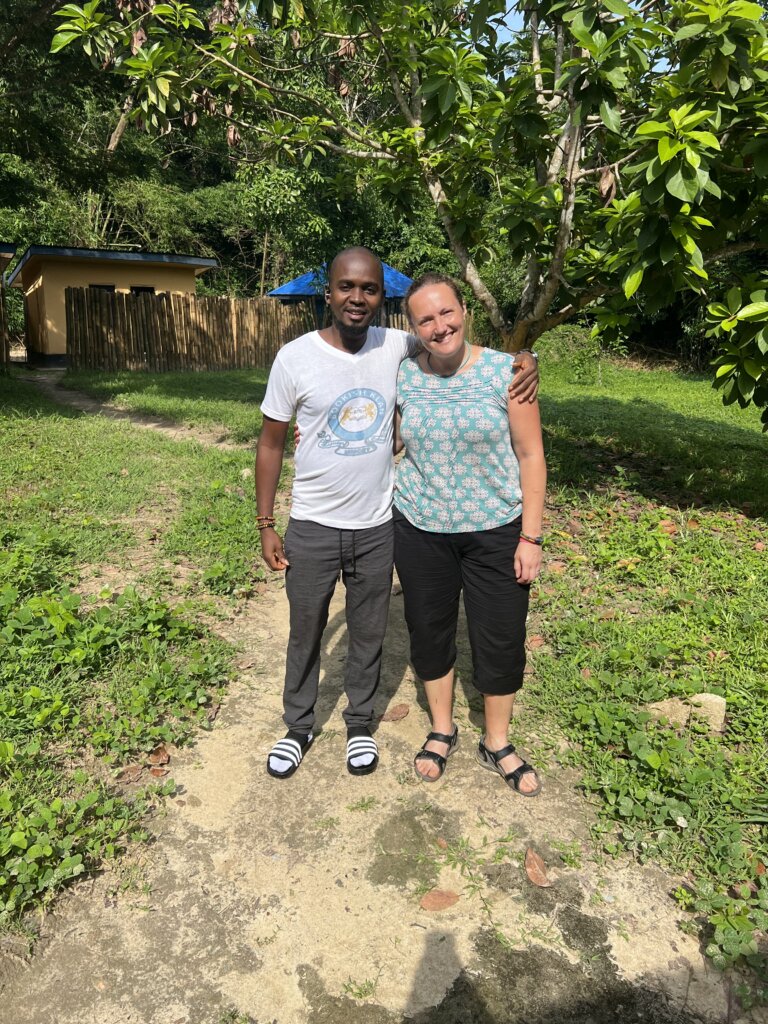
{"left": 394, "top": 348, "right": 522, "bottom": 533}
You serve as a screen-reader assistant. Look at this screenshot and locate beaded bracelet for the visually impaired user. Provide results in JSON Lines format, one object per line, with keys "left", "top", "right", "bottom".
{"left": 256, "top": 515, "right": 276, "bottom": 530}
{"left": 520, "top": 532, "right": 544, "bottom": 546}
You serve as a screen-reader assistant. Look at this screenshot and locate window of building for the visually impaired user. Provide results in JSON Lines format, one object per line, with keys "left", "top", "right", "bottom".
{"left": 130, "top": 286, "right": 155, "bottom": 296}
{"left": 89, "top": 283, "right": 115, "bottom": 293}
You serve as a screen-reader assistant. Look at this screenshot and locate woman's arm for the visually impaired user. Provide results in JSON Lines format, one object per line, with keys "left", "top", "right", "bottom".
{"left": 508, "top": 398, "right": 546, "bottom": 584}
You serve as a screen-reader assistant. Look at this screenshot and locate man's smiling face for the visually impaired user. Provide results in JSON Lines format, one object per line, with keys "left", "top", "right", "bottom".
{"left": 326, "top": 249, "right": 384, "bottom": 338}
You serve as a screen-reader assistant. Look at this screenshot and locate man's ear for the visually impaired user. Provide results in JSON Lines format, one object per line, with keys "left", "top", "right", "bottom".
{"left": 325, "top": 288, "right": 331, "bottom": 304}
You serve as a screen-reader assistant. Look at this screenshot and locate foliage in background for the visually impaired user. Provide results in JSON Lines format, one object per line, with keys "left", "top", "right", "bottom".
{"left": 51, "top": 0, "right": 768, "bottom": 425}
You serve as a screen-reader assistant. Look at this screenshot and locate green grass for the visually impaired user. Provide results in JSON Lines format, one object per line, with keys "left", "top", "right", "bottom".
{"left": 3, "top": 354, "right": 768, "bottom": 995}
{"left": 0, "top": 376, "right": 247, "bottom": 928}
{"left": 60, "top": 368, "right": 270, "bottom": 443}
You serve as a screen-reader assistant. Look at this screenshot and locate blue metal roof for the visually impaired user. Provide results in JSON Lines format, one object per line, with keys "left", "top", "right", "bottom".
{"left": 8, "top": 245, "right": 218, "bottom": 287}
{"left": 269, "top": 261, "right": 412, "bottom": 299}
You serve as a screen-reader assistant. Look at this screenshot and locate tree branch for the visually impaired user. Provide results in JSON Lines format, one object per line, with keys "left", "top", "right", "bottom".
{"left": 529, "top": 11, "right": 545, "bottom": 104}
{"left": 424, "top": 172, "right": 510, "bottom": 340}
{"left": 365, "top": 15, "right": 419, "bottom": 127}
{"left": 527, "top": 285, "right": 617, "bottom": 342}
{"left": 195, "top": 44, "right": 399, "bottom": 157}
{"left": 705, "top": 241, "right": 768, "bottom": 262}
{"left": 107, "top": 93, "right": 135, "bottom": 154}
{"left": 575, "top": 146, "right": 648, "bottom": 179}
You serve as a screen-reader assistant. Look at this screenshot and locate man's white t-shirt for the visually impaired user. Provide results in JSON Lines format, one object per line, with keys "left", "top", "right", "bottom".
{"left": 261, "top": 327, "right": 418, "bottom": 530}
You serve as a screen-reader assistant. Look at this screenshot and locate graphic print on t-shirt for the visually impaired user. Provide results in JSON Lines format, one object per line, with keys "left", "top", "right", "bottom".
{"left": 318, "top": 388, "right": 388, "bottom": 456}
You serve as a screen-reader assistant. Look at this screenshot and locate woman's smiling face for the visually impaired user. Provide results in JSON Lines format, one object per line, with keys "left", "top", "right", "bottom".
{"left": 407, "top": 283, "right": 468, "bottom": 358}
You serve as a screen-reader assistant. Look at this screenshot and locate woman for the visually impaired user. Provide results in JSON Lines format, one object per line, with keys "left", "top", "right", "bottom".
{"left": 394, "top": 273, "right": 546, "bottom": 796}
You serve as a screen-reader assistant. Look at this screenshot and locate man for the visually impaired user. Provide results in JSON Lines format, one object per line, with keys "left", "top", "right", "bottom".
{"left": 255, "top": 247, "right": 538, "bottom": 779}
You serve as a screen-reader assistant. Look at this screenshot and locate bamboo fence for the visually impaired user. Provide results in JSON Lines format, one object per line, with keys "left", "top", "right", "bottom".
{"left": 65, "top": 289, "right": 322, "bottom": 372}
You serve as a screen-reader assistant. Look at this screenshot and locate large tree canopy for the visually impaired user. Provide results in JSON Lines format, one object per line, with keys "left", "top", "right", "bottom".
{"left": 54, "top": 0, "right": 768, "bottom": 423}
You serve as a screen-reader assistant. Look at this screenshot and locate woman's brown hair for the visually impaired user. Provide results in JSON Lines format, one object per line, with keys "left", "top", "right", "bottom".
{"left": 404, "top": 272, "right": 465, "bottom": 321}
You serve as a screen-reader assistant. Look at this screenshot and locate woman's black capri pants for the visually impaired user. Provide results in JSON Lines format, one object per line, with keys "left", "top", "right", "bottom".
{"left": 393, "top": 509, "right": 529, "bottom": 696}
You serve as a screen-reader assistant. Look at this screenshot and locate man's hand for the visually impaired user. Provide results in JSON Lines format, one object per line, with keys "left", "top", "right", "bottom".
{"left": 509, "top": 350, "right": 539, "bottom": 403}
{"left": 261, "top": 527, "right": 289, "bottom": 571}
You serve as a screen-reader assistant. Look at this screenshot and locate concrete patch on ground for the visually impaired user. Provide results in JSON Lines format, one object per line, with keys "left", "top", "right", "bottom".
{"left": 0, "top": 579, "right": 762, "bottom": 1024}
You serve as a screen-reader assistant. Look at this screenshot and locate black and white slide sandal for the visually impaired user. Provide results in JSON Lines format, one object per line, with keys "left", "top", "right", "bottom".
{"left": 346, "top": 726, "right": 379, "bottom": 776}
{"left": 267, "top": 730, "right": 313, "bottom": 779}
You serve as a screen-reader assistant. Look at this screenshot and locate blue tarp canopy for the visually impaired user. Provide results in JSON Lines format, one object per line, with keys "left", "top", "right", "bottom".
{"left": 269, "top": 261, "right": 411, "bottom": 299}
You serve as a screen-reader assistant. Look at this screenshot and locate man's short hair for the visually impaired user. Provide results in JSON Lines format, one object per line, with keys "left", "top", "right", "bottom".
{"left": 328, "top": 247, "right": 384, "bottom": 287}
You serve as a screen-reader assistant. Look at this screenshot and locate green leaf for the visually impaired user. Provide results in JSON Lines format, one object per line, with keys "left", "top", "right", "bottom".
{"left": 9, "top": 832, "right": 27, "bottom": 850}
{"left": 457, "top": 80, "right": 473, "bottom": 108}
{"left": 643, "top": 751, "right": 662, "bottom": 770}
{"left": 438, "top": 82, "right": 456, "bottom": 114}
{"left": 623, "top": 265, "right": 644, "bottom": 299}
{"left": 743, "top": 359, "right": 764, "bottom": 379}
{"left": 599, "top": 100, "right": 621, "bottom": 134}
{"left": 711, "top": 52, "right": 729, "bottom": 90}
{"left": 674, "top": 22, "right": 707, "bottom": 41}
{"left": 737, "top": 301, "right": 768, "bottom": 321}
{"left": 729, "top": 284, "right": 745, "bottom": 311}
{"left": 602, "top": 0, "right": 632, "bottom": 13}
{"left": 660, "top": 234, "right": 677, "bottom": 263}
{"left": 687, "top": 130, "right": 720, "bottom": 150}
{"left": 636, "top": 120, "right": 671, "bottom": 138}
{"left": 715, "top": 362, "right": 736, "bottom": 378}
{"left": 50, "top": 30, "right": 81, "bottom": 53}
{"left": 665, "top": 166, "right": 699, "bottom": 202}
{"left": 658, "top": 137, "right": 684, "bottom": 164}
{"left": 729, "top": 1, "right": 764, "bottom": 18}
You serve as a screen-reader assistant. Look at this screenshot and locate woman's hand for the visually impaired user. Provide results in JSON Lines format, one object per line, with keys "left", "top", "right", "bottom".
{"left": 509, "top": 351, "right": 539, "bottom": 403}
{"left": 515, "top": 539, "right": 542, "bottom": 584}
{"left": 261, "top": 527, "right": 290, "bottom": 571}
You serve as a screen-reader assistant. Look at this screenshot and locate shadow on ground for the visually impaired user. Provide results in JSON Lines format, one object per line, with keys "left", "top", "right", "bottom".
{"left": 299, "top": 925, "right": 704, "bottom": 1024}
{"left": 541, "top": 394, "right": 767, "bottom": 518}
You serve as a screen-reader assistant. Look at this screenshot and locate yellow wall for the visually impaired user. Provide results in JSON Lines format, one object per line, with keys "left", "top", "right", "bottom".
{"left": 24, "top": 273, "right": 46, "bottom": 354}
{"left": 21, "top": 258, "right": 200, "bottom": 355}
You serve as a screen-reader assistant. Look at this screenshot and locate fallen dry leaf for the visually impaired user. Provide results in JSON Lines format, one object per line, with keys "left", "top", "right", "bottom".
{"left": 435, "top": 837, "right": 449, "bottom": 850}
{"left": 659, "top": 519, "right": 678, "bottom": 535}
{"left": 581, "top": 667, "right": 592, "bottom": 679}
{"left": 420, "top": 889, "right": 459, "bottom": 911}
{"left": 116, "top": 764, "right": 143, "bottom": 784}
{"left": 149, "top": 766, "right": 170, "bottom": 778}
{"left": 548, "top": 560, "right": 567, "bottom": 574}
{"left": 755, "top": 542, "right": 765, "bottom": 552}
{"left": 148, "top": 744, "right": 170, "bottom": 766}
{"left": 756, "top": 862, "right": 766, "bottom": 876}
{"left": 381, "top": 703, "right": 410, "bottom": 723}
{"left": 527, "top": 635, "right": 545, "bottom": 649}
{"left": 525, "top": 848, "right": 552, "bottom": 888}
{"left": 207, "top": 703, "right": 221, "bottom": 723}
{"left": 686, "top": 519, "right": 700, "bottom": 530}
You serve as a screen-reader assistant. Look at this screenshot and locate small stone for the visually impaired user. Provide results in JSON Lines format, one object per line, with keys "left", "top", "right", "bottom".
{"left": 646, "top": 698, "right": 690, "bottom": 729}
{"left": 646, "top": 694, "right": 726, "bottom": 735}
{"left": 240, "top": 467, "right": 253, "bottom": 479}
{"left": 690, "top": 693, "right": 726, "bottom": 734}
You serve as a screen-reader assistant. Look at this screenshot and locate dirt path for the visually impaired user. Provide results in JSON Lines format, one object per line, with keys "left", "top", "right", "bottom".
{"left": 1, "top": 391, "right": 762, "bottom": 1024}
{"left": 26, "top": 369, "right": 249, "bottom": 451}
